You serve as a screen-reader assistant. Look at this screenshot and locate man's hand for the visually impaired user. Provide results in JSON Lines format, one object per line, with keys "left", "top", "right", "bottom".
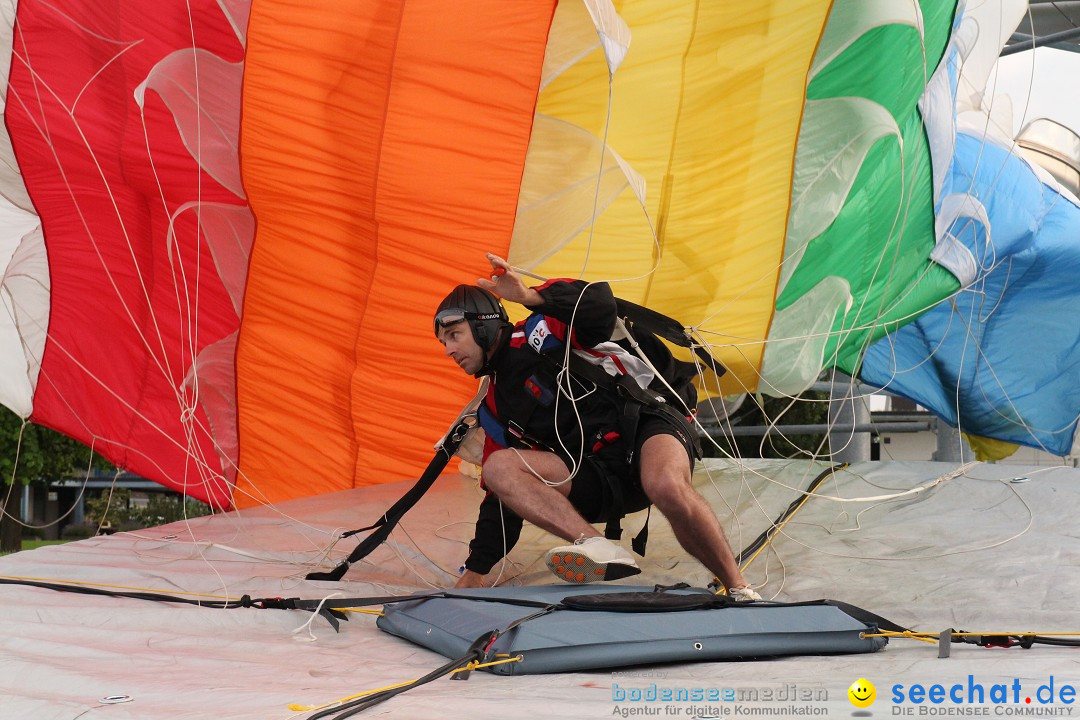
{"left": 454, "top": 569, "right": 486, "bottom": 588}
{"left": 478, "top": 253, "right": 542, "bottom": 307}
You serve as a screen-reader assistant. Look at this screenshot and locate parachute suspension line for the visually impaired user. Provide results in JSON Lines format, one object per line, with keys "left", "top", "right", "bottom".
{"left": 680, "top": 329, "right": 906, "bottom": 580}
{"left": 488, "top": 496, "right": 519, "bottom": 586}
{"left": 2, "top": 417, "right": 26, "bottom": 490}
{"left": 684, "top": 326, "right": 819, "bottom": 465}
{"left": 578, "top": 75, "right": 615, "bottom": 280}
{"left": 9, "top": 33, "right": 184, "bottom": 394}
{"left": 963, "top": 300, "right": 1062, "bottom": 450}
{"left": 640, "top": 0, "right": 700, "bottom": 307}
{"left": 0, "top": 420, "right": 29, "bottom": 528}
{"left": 0, "top": 433, "right": 101, "bottom": 532}
{"left": 752, "top": 468, "right": 1034, "bottom": 565}
{"left": 703, "top": 462, "right": 1032, "bottom": 598}
{"left": 141, "top": 2, "right": 241, "bottom": 507}
{"left": 180, "top": 0, "right": 205, "bottom": 400}
{"left": 683, "top": 343, "right": 990, "bottom": 502}
{"left": 116, "top": 532, "right": 342, "bottom": 576}
{"left": 571, "top": 7, "right": 664, "bottom": 290}
{"left": 293, "top": 592, "right": 345, "bottom": 642}
{"left": 139, "top": 100, "right": 226, "bottom": 506}
{"left": 385, "top": 521, "right": 453, "bottom": 590}
{"left": 93, "top": 468, "right": 121, "bottom": 536}
{"left": 8, "top": 55, "right": 230, "bottom": 505}
{"left": 734, "top": 462, "right": 847, "bottom": 572}
{"left": 841, "top": 0, "right": 938, "bottom": 364}
{"left": 813, "top": 112, "right": 918, "bottom": 460}
{"left": 512, "top": 445, "right": 574, "bottom": 489}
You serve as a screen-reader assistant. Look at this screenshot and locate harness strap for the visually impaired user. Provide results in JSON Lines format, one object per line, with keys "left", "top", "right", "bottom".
{"left": 564, "top": 352, "right": 702, "bottom": 460}
{"left": 631, "top": 507, "right": 651, "bottom": 557}
{"left": 614, "top": 297, "right": 727, "bottom": 377}
{"left": 552, "top": 351, "right": 703, "bottom": 556}
{"left": 305, "top": 417, "right": 473, "bottom": 582}
{"left": 477, "top": 398, "right": 547, "bottom": 451}
{"left": 581, "top": 453, "right": 651, "bottom": 556}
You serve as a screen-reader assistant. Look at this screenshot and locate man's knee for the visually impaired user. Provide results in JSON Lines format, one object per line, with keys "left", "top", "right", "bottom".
{"left": 641, "top": 471, "right": 692, "bottom": 509}
{"left": 481, "top": 449, "right": 572, "bottom": 495}
{"left": 481, "top": 450, "right": 518, "bottom": 491}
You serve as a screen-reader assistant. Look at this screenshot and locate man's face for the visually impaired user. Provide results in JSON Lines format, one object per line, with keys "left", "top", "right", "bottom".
{"left": 437, "top": 321, "right": 485, "bottom": 375}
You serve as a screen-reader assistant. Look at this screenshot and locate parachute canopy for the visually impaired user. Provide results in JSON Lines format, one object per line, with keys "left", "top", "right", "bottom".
{"left": 1, "top": 0, "right": 1077, "bottom": 506}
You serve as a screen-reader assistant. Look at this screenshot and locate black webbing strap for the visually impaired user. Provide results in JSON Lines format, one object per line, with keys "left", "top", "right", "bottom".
{"left": 631, "top": 506, "right": 651, "bottom": 556}
{"left": 305, "top": 418, "right": 472, "bottom": 582}
{"left": 580, "top": 452, "right": 651, "bottom": 556}
{"left": 564, "top": 352, "right": 701, "bottom": 460}
{"left": 824, "top": 599, "right": 910, "bottom": 634}
{"left": 614, "top": 298, "right": 727, "bottom": 377}
{"left": 561, "top": 587, "right": 734, "bottom": 612}
{"left": 578, "top": 451, "right": 628, "bottom": 544}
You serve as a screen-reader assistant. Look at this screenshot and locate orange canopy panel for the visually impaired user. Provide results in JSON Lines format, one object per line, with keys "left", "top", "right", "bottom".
{"left": 236, "top": 1, "right": 557, "bottom": 505}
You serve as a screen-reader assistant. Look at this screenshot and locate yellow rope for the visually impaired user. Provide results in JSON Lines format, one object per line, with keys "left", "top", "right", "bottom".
{"left": 949, "top": 631, "right": 1080, "bottom": 637}
{"left": 288, "top": 656, "right": 524, "bottom": 712}
{"left": 862, "top": 631, "right": 938, "bottom": 645}
{"left": 333, "top": 607, "right": 383, "bottom": 617}
{"left": 865, "top": 630, "right": 1080, "bottom": 640}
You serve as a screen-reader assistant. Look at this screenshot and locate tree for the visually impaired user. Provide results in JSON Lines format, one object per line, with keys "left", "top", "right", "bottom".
{"left": 704, "top": 390, "right": 831, "bottom": 460}
{"left": 85, "top": 488, "right": 210, "bottom": 531}
{"left": 0, "top": 407, "right": 104, "bottom": 552}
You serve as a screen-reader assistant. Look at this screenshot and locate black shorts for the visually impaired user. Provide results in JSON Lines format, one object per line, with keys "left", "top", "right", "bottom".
{"left": 564, "top": 412, "right": 697, "bottom": 524}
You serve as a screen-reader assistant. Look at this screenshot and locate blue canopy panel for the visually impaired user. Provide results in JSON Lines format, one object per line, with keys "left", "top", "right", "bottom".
{"left": 861, "top": 131, "right": 1080, "bottom": 455}
{"left": 377, "top": 585, "right": 887, "bottom": 675}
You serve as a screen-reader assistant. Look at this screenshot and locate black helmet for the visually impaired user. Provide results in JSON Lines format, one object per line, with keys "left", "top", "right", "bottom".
{"left": 433, "top": 284, "right": 510, "bottom": 352}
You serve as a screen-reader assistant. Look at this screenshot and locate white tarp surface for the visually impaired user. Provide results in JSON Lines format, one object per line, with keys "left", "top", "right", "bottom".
{"left": 2, "top": 459, "right": 1079, "bottom": 719}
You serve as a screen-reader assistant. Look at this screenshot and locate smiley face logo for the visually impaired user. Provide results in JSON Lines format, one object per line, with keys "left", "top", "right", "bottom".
{"left": 848, "top": 678, "right": 876, "bottom": 708}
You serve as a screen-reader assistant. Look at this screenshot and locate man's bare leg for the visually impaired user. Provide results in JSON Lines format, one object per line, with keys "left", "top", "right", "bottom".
{"left": 638, "top": 434, "right": 749, "bottom": 591}
{"left": 457, "top": 448, "right": 638, "bottom": 587}
{"left": 479, "top": 448, "right": 601, "bottom": 541}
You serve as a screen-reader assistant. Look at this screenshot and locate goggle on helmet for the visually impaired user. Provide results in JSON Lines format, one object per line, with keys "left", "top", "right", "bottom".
{"left": 433, "top": 284, "right": 509, "bottom": 352}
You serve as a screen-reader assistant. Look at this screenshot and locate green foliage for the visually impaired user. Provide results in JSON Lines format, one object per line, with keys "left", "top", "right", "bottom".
{"left": 705, "top": 390, "right": 831, "bottom": 460}
{"left": 85, "top": 487, "right": 134, "bottom": 528}
{"left": 85, "top": 487, "right": 211, "bottom": 530}
{"left": 0, "top": 406, "right": 110, "bottom": 484}
{"left": 1, "top": 407, "right": 119, "bottom": 552}
{"left": 141, "top": 493, "right": 212, "bottom": 526}
{"left": 60, "top": 523, "right": 96, "bottom": 540}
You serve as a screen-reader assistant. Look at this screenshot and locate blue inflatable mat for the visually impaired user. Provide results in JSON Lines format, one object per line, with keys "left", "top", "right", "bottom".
{"left": 376, "top": 585, "right": 887, "bottom": 675}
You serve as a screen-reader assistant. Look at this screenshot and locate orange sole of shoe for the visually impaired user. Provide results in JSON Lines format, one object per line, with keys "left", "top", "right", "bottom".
{"left": 545, "top": 551, "right": 641, "bottom": 584}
